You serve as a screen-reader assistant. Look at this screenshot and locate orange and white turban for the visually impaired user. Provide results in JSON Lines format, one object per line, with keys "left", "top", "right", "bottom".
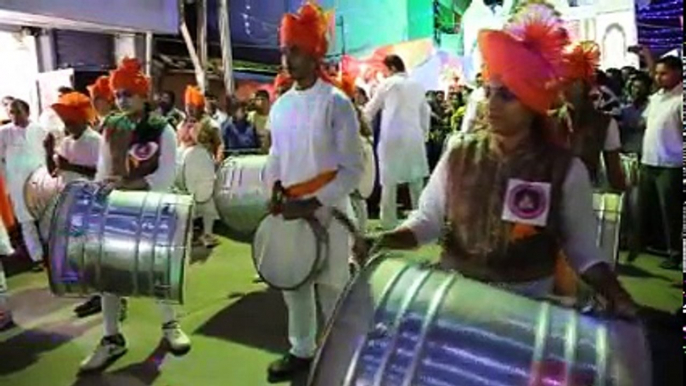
{"left": 279, "top": 1, "right": 333, "bottom": 60}
{"left": 51, "top": 92, "right": 95, "bottom": 125}
{"left": 110, "top": 57, "right": 150, "bottom": 97}
{"left": 562, "top": 40, "right": 601, "bottom": 84}
{"left": 478, "top": 1, "right": 570, "bottom": 114}
{"left": 184, "top": 85, "right": 206, "bottom": 108}
{"left": 88, "top": 76, "right": 115, "bottom": 103}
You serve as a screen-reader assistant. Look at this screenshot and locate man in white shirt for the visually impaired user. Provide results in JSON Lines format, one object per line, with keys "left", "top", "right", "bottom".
{"left": 79, "top": 58, "right": 191, "bottom": 373}
{"left": 263, "top": 3, "right": 364, "bottom": 382}
{"left": 364, "top": 55, "right": 431, "bottom": 230}
{"left": 0, "top": 99, "right": 47, "bottom": 272}
{"left": 637, "top": 55, "right": 682, "bottom": 270}
{"left": 205, "top": 93, "right": 229, "bottom": 129}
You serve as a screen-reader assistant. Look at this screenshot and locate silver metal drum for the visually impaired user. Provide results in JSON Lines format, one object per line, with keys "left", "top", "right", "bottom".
{"left": 23, "top": 166, "right": 64, "bottom": 241}
{"left": 309, "top": 254, "right": 651, "bottom": 386}
{"left": 593, "top": 192, "right": 624, "bottom": 268}
{"left": 47, "top": 181, "right": 194, "bottom": 304}
{"left": 214, "top": 154, "right": 271, "bottom": 243}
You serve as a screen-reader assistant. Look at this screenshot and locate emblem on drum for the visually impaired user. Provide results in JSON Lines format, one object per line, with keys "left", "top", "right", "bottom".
{"left": 502, "top": 179, "right": 551, "bottom": 227}
{"left": 129, "top": 142, "right": 159, "bottom": 161}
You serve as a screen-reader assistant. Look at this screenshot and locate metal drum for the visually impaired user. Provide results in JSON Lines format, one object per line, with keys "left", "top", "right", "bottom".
{"left": 214, "top": 154, "right": 271, "bottom": 243}
{"left": 47, "top": 181, "right": 194, "bottom": 304}
{"left": 23, "top": 166, "right": 64, "bottom": 240}
{"left": 310, "top": 254, "right": 651, "bottom": 386}
{"left": 593, "top": 192, "right": 624, "bottom": 268}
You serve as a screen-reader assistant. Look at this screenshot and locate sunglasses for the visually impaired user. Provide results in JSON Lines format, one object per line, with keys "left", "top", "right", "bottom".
{"left": 485, "top": 86, "right": 517, "bottom": 102}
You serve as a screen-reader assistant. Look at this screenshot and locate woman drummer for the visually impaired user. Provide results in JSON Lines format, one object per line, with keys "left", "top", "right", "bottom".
{"left": 79, "top": 57, "right": 191, "bottom": 373}
{"left": 372, "top": 2, "right": 637, "bottom": 319}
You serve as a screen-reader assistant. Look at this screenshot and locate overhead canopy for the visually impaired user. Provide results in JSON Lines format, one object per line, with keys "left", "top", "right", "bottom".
{"left": 0, "top": 0, "right": 179, "bottom": 34}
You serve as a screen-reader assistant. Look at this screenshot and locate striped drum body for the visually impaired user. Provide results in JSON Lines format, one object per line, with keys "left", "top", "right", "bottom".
{"left": 310, "top": 255, "right": 650, "bottom": 386}
{"left": 214, "top": 155, "right": 271, "bottom": 243}
{"left": 47, "top": 181, "right": 194, "bottom": 304}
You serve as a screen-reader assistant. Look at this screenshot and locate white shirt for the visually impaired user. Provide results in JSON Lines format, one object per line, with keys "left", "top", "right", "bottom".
{"left": 211, "top": 110, "right": 229, "bottom": 129}
{"left": 364, "top": 73, "right": 431, "bottom": 186}
{"left": 57, "top": 128, "right": 101, "bottom": 183}
{"left": 460, "top": 87, "right": 487, "bottom": 133}
{"left": 266, "top": 79, "right": 364, "bottom": 208}
{"left": 0, "top": 122, "right": 47, "bottom": 222}
{"left": 95, "top": 125, "right": 178, "bottom": 192}
{"left": 402, "top": 152, "right": 608, "bottom": 293}
{"left": 641, "top": 85, "right": 683, "bottom": 167}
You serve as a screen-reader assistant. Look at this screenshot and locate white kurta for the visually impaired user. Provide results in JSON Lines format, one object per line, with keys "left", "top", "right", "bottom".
{"left": 641, "top": 85, "right": 683, "bottom": 168}
{"left": 402, "top": 152, "right": 610, "bottom": 298}
{"left": 57, "top": 127, "right": 101, "bottom": 183}
{"left": 364, "top": 73, "right": 431, "bottom": 186}
{"left": 0, "top": 122, "right": 48, "bottom": 222}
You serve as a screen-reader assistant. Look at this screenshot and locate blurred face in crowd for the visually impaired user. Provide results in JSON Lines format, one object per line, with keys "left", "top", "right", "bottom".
{"left": 354, "top": 88, "right": 368, "bottom": 106}
{"left": 475, "top": 73, "right": 484, "bottom": 88}
{"left": 64, "top": 121, "right": 87, "bottom": 138}
{"left": 486, "top": 79, "right": 534, "bottom": 137}
{"left": 436, "top": 91, "right": 445, "bottom": 104}
{"left": 621, "top": 67, "right": 636, "bottom": 83}
{"left": 628, "top": 78, "right": 651, "bottom": 103}
{"left": 157, "top": 92, "right": 174, "bottom": 112}
{"left": 8, "top": 101, "right": 29, "bottom": 127}
{"left": 254, "top": 94, "right": 270, "bottom": 113}
{"left": 114, "top": 89, "right": 146, "bottom": 115}
{"left": 205, "top": 96, "right": 220, "bottom": 116}
{"left": 2, "top": 96, "right": 14, "bottom": 114}
{"left": 281, "top": 45, "right": 317, "bottom": 84}
{"left": 234, "top": 105, "right": 247, "bottom": 122}
{"left": 563, "top": 79, "right": 593, "bottom": 111}
{"left": 654, "top": 63, "right": 681, "bottom": 91}
{"left": 92, "top": 97, "right": 112, "bottom": 118}
{"left": 186, "top": 104, "right": 204, "bottom": 121}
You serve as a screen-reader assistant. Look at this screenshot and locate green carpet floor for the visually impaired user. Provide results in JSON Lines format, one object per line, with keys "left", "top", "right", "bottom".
{"left": 0, "top": 232, "right": 681, "bottom": 386}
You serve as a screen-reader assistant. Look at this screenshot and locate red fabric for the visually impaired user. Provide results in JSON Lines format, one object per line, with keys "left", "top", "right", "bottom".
{"left": 184, "top": 85, "right": 206, "bottom": 108}
{"left": 88, "top": 76, "right": 114, "bottom": 102}
{"left": 0, "top": 175, "right": 14, "bottom": 230}
{"left": 110, "top": 57, "right": 150, "bottom": 96}
{"left": 562, "top": 41, "right": 600, "bottom": 84}
{"left": 279, "top": 2, "right": 332, "bottom": 59}
{"left": 51, "top": 92, "right": 95, "bottom": 125}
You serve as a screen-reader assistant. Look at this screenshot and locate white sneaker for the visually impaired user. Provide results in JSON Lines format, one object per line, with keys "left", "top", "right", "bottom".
{"left": 79, "top": 335, "right": 127, "bottom": 373}
{"left": 162, "top": 322, "right": 191, "bottom": 356}
{"left": 0, "top": 308, "right": 13, "bottom": 331}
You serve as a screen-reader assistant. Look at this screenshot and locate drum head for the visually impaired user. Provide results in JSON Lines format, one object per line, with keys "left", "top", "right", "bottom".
{"left": 181, "top": 146, "right": 215, "bottom": 204}
{"left": 252, "top": 215, "right": 324, "bottom": 290}
{"left": 359, "top": 141, "right": 376, "bottom": 199}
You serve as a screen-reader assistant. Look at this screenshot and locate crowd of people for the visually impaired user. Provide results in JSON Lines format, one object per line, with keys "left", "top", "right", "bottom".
{"left": 0, "top": 0, "right": 681, "bottom": 383}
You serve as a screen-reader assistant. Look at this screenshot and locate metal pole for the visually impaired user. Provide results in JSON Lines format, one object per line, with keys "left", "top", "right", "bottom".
{"left": 180, "top": 21, "right": 206, "bottom": 91}
{"left": 197, "top": 0, "right": 208, "bottom": 93}
{"left": 218, "top": 0, "right": 235, "bottom": 94}
{"left": 145, "top": 32, "right": 154, "bottom": 78}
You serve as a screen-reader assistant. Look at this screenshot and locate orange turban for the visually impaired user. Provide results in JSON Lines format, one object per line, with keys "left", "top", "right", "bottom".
{"left": 333, "top": 71, "right": 356, "bottom": 99}
{"left": 279, "top": 2, "right": 333, "bottom": 59}
{"left": 88, "top": 76, "right": 114, "bottom": 102}
{"left": 110, "top": 57, "right": 150, "bottom": 97}
{"left": 184, "top": 85, "right": 205, "bottom": 108}
{"left": 51, "top": 92, "right": 95, "bottom": 125}
{"left": 562, "top": 41, "right": 601, "bottom": 84}
{"left": 478, "top": 2, "right": 570, "bottom": 114}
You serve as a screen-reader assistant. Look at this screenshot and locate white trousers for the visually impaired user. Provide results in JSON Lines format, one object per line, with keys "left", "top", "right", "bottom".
{"left": 282, "top": 212, "right": 351, "bottom": 359}
{"left": 101, "top": 293, "right": 177, "bottom": 337}
{"left": 350, "top": 194, "right": 368, "bottom": 232}
{"left": 21, "top": 221, "right": 43, "bottom": 262}
{"left": 380, "top": 179, "right": 424, "bottom": 230}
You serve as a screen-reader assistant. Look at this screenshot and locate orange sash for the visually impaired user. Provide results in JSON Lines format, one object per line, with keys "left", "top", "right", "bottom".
{"left": 284, "top": 170, "right": 338, "bottom": 199}
{"left": 553, "top": 252, "right": 579, "bottom": 297}
{"left": 0, "top": 175, "right": 15, "bottom": 230}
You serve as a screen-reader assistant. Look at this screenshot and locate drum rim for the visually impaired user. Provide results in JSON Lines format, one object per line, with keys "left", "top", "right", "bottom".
{"left": 251, "top": 214, "right": 326, "bottom": 291}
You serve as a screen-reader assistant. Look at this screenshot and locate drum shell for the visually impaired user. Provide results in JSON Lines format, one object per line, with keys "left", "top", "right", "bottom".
{"left": 310, "top": 255, "right": 651, "bottom": 386}
{"left": 23, "top": 166, "right": 64, "bottom": 222}
{"left": 593, "top": 192, "right": 624, "bottom": 268}
{"left": 214, "top": 155, "right": 271, "bottom": 242}
{"left": 47, "top": 181, "right": 194, "bottom": 303}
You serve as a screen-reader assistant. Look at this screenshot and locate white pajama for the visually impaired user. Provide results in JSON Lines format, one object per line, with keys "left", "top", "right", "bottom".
{"left": 266, "top": 79, "right": 364, "bottom": 358}
{"left": 96, "top": 125, "right": 181, "bottom": 335}
{"left": 380, "top": 178, "right": 424, "bottom": 230}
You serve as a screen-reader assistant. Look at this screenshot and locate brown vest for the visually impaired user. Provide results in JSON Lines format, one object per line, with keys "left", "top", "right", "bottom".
{"left": 441, "top": 133, "right": 572, "bottom": 283}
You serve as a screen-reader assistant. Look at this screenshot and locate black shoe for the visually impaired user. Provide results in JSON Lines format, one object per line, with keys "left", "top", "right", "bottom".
{"left": 267, "top": 354, "right": 312, "bottom": 383}
{"left": 75, "top": 296, "right": 102, "bottom": 317}
{"left": 31, "top": 262, "right": 44, "bottom": 272}
{"left": 119, "top": 298, "right": 128, "bottom": 322}
{"left": 626, "top": 251, "right": 639, "bottom": 263}
{"left": 659, "top": 259, "right": 681, "bottom": 271}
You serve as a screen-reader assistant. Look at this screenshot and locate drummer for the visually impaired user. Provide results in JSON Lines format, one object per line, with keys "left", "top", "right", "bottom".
{"left": 0, "top": 99, "right": 47, "bottom": 272}
{"left": 372, "top": 3, "right": 637, "bottom": 318}
{"left": 78, "top": 57, "right": 191, "bottom": 373}
{"left": 178, "top": 85, "right": 223, "bottom": 160}
{"left": 263, "top": 2, "right": 364, "bottom": 382}
{"left": 558, "top": 41, "right": 626, "bottom": 191}
{"left": 87, "top": 76, "right": 116, "bottom": 131}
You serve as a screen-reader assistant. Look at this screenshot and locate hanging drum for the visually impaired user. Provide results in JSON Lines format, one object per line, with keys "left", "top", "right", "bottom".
{"left": 23, "top": 166, "right": 64, "bottom": 241}
{"left": 214, "top": 155, "right": 271, "bottom": 243}
{"left": 47, "top": 181, "right": 194, "bottom": 304}
{"left": 309, "top": 254, "right": 651, "bottom": 386}
{"left": 176, "top": 146, "right": 216, "bottom": 204}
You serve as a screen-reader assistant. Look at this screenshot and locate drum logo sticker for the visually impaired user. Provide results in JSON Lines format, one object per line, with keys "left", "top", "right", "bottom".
{"left": 502, "top": 179, "right": 551, "bottom": 227}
